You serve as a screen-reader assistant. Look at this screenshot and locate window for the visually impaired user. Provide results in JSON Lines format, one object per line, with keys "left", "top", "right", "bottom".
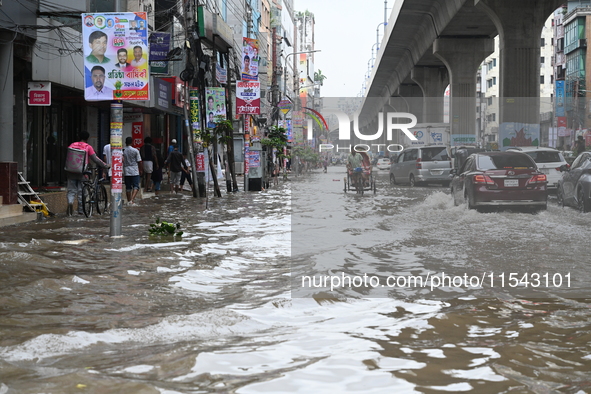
{"left": 541, "top": 56, "right": 545, "bottom": 64}
{"left": 541, "top": 37, "right": 545, "bottom": 47}
{"left": 540, "top": 75, "right": 545, "bottom": 84}
{"left": 492, "top": 77, "right": 496, "bottom": 85}
{"left": 493, "top": 58, "right": 496, "bottom": 67}
{"left": 551, "top": 75, "right": 554, "bottom": 84}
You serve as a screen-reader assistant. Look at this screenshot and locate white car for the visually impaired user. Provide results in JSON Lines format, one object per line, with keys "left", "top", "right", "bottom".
{"left": 376, "top": 158, "right": 391, "bottom": 170}
{"left": 507, "top": 146, "right": 568, "bottom": 190}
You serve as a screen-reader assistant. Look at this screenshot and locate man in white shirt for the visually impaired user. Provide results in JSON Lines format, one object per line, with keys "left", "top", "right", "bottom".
{"left": 130, "top": 46, "right": 146, "bottom": 67}
{"left": 85, "top": 66, "right": 112, "bottom": 101}
{"left": 103, "top": 143, "right": 112, "bottom": 180}
{"left": 122, "top": 136, "right": 143, "bottom": 205}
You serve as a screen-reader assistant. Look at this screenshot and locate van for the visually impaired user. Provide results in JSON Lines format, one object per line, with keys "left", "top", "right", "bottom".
{"left": 389, "top": 145, "right": 452, "bottom": 186}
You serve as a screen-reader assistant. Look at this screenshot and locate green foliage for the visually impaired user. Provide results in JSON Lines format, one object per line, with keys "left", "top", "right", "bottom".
{"left": 261, "top": 126, "right": 288, "bottom": 150}
{"left": 262, "top": 126, "right": 290, "bottom": 160}
{"left": 198, "top": 116, "right": 233, "bottom": 147}
{"left": 314, "top": 69, "right": 327, "bottom": 86}
{"left": 149, "top": 217, "right": 183, "bottom": 237}
{"left": 292, "top": 145, "right": 320, "bottom": 163}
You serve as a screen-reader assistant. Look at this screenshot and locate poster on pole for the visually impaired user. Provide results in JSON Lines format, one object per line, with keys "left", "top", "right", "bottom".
{"left": 236, "top": 81, "right": 260, "bottom": 115}
{"left": 190, "top": 89, "right": 201, "bottom": 142}
{"left": 205, "top": 87, "right": 226, "bottom": 128}
{"left": 241, "top": 37, "right": 259, "bottom": 81}
{"left": 82, "top": 12, "right": 150, "bottom": 101}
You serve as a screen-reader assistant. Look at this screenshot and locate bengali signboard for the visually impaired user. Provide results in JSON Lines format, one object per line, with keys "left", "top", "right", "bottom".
{"left": 82, "top": 12, "right": 150, "bottom": 101}
{"left": 110, "top": 122, "right": 123, "bottom": 192}
{"left": 236, "top": 81, "right": 260, "bottom": 115}
{"left": 149, "top": 32, "right": 170, "bottom": 74}
{"left": 27, "top": 82, "right": 51, "bottom": 106}
{"left": 216, "top": 63, "right": 227, "bottom": 84}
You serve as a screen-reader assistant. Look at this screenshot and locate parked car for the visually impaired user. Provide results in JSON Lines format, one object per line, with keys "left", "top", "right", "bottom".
{"left": 450, "top": 151, "right": 548, "bottom": 211}
{"left": 556, "top": 151, "right": 591, "bottom": 212}
{"left": 376, "top": 158, "right": 391, "bottom": 170}
{"left": 389, "top": 145, "right": 451, "bottom": 186}
{"left": 507, "top": 146, "right": 567, "bottom": 191}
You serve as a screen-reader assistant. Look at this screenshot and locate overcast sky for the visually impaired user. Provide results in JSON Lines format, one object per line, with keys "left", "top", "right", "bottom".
{"left": 293, "top": 0, "right": 391, "bottom": 98}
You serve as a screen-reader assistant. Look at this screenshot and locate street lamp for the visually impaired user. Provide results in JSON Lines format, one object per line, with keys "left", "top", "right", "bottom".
{"left": 283, "top": 50, "right": 321, "bottom": 102}
{"left": 376, "top": 22, "right": 387, "bottom": 52}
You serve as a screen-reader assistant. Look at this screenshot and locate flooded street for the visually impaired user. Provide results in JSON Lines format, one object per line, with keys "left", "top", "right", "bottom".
{"left": 1, "top": 167, "right": 591, "bottom": 393}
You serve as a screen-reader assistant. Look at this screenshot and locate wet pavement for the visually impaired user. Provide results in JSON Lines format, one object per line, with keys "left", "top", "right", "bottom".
{"left": 0, "top": 168, "right": 590, "bottom": 393}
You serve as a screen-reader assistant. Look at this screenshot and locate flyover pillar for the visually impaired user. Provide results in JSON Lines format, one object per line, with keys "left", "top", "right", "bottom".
{"left": 434, "top": 37, "right": 494, "bottom": 144}
{"left": 411, "top": 67, "right": 449, "bottom": 123}
{"left": 396, "top": 83, "right": 424, "bottom": 124}
{"left": 476, "top": 0, "right": 563, "bottom": 148}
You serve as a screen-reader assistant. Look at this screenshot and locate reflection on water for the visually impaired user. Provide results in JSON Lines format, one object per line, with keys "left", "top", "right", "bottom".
{"left": 0, "top": 169, "right": 590, "bottom": 393}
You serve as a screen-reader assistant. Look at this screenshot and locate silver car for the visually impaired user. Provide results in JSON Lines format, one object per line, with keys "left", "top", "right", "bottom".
{"left": 389, "top": 145, "right": 452, "bottom": 186}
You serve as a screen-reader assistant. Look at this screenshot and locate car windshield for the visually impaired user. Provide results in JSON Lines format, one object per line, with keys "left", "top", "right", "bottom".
{"left": 421, "top": 147, "right": 449, "bottom": 161}
{"left": 477, "top": 155, "right": 535, "bottom": 170}
{"left": 525, "top": 151, "right": 562, "bottom": 163}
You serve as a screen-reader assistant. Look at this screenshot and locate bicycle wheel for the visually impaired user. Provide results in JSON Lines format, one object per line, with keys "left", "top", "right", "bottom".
{"left": 96, "top": 184, "right": 109, "bottom": 215}
{"left": 81, "top": 184, "right": 94, "bottom": 217}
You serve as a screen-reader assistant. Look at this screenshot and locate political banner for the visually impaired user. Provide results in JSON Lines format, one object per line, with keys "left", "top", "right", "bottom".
{"left": 236, "top": 81, "right": 260, "bottom": 115}
{"left": 82, "top": 12, "right": 150, "bottom": 101}
{"left": 205, "top": 87, "right": 226, "bottom": 128}
{"left": 241, "top": 37, "right": 259, "bottom": 81}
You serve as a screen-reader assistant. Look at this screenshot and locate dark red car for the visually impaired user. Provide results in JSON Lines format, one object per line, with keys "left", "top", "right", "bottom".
{"left": 450, "top": 151, "right": 548, "bottom": 211}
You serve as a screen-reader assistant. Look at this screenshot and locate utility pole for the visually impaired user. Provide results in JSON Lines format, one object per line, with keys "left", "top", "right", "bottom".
{"left": 110, "top": 0, "right": 124, "bottom": 237}
{"left": 181, "top": 0, "right": 199, "bottom": 198}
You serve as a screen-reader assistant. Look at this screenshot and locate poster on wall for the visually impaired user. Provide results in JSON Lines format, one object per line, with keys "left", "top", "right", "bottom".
{"left": 499, "top": 122, "right": 540, "bottom": 150}
{"left": 241, "top": 37, "right": 259, "bottom": 81}
{"left": 82, "top": 12, "right": 150, "bottom": 101}
{"left": 236, "top": 81, "right": 260, "bottom": 115}
{"left": 205, "top": 87, "right": 226, "bottom": 128}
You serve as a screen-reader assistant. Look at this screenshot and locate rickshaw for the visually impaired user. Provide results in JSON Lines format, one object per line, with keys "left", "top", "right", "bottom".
{"left": 344, "top": 152, "right": 376, "bottom": 195}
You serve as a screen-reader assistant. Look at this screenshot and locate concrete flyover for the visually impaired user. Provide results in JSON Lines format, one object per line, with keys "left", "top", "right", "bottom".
{"left": 359, "top": 0, "right": 564, "bottom": 146}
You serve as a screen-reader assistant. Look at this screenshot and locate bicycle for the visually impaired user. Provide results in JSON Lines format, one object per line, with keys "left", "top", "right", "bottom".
{"left": 81, "top": 167, "right": 109, "bottom": 217}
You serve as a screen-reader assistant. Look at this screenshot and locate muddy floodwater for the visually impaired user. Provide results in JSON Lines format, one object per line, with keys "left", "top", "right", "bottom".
{"left": 1, "top": 167, "right": 591, "bottom": 393}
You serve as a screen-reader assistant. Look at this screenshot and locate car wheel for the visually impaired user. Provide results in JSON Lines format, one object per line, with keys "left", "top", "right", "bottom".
{"left": 577, "top": 187, "right": 590, "bottom": 213}
{"left": 556, "top": 186, "right": 565, "bottom": 207}
{"left": 390, "top": 174, "right": 397, "bottom": 185}
{"left": 409, "top": 174, "right": 416, "bottom": 187}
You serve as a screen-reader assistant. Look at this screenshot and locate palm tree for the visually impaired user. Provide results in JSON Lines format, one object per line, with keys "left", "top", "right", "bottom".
{"left": 314, "top": 69, "right": 327, "bottom": 86}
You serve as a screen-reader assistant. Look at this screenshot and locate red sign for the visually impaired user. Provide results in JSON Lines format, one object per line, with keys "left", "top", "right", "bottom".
{"left": 196, "top": 152, "right": 205, "bottom": 172}
{"left": 28, "top": 82, "right": 51, "bottom": 106}
{"left": 557, "top": 117, "right": 567, "bottom": 128}
{"left": 236, "top": 81, "right": 260, "bottom": 115}
{"left": 132, "top": 122, "right": 143, "bottom": 148}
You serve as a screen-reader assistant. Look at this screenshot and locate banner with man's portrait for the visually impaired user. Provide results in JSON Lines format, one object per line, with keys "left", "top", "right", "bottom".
{"left": 205, "top": 87, "right": 227, "bottom": 129}
{"left": 241, "top": 37, "right": 259, "bottom": 81}
{"left": 82, "top": 12, "right": 150, "bottom": 101}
